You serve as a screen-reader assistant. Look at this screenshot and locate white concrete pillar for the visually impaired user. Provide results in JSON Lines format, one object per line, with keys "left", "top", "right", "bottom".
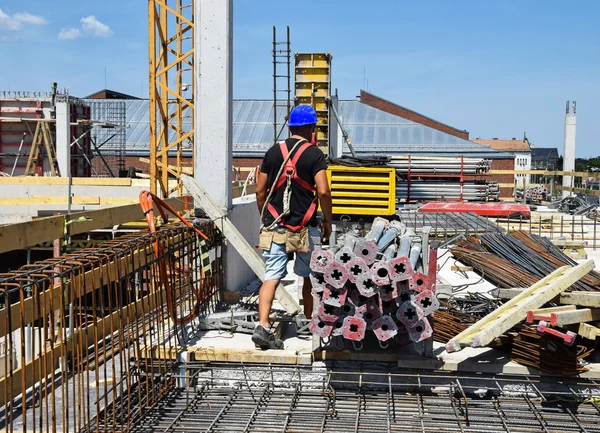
{"left": 328, "top": 95, "right": 343, "bottom": 159}
{"left": 562, "top": 101, "right": 576, "bottom": 198}
{"left": 194, "top": 0, "right": 233, "bottom": 212}
{"left": 55, "top": 101, "right": 70, "bottom": 177}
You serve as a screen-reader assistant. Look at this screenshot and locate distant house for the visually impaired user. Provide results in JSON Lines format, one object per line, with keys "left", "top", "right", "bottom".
{"left": 84, "top": 89, "right": 141, "bottom": 100}
{"left": 473, "top": 138, "right": 531, "bottom": 184}
{"left": 531, "top": 147, "right": 560, "bottom": 171}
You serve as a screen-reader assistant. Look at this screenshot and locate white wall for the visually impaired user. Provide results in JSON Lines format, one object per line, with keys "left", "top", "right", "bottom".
{"left": 226, "top": 195, "right": 260, "bottom": 292}
{"left": 514, "top": 151, "right": 531, "bottom": 185}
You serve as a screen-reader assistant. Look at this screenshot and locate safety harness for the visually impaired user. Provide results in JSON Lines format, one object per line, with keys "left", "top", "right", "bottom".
{"left": 262, "top": 138, "right": 318, "bottom": 232}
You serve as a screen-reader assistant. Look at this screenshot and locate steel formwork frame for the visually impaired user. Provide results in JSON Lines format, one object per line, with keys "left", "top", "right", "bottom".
{"left": 149, "top": 0, "right": 194, "bottom": 197}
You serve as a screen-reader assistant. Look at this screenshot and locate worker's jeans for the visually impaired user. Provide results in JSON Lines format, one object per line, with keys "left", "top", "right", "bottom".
{"left": 263, "top": 225, "right": 320, "bottom": 280}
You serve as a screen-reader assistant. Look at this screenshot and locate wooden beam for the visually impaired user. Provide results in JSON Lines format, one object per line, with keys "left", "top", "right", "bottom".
{"left": 139, "top": 157, "right": 193, "bottom": 175}
{"left": 0, "top": 197, "right": 191, "bottom": 254}
{"left": 181, "top": 174, "right": 301, "bottom": 314}
{"left": 499, "top": 289, "right": 600, "bottom": 309}
{"left": 0, "top": 196, "right": 143, "bottom": 206}
{"left": 446, "top": 260, "right": 594, "bottom": 352}
{"left": 0, "top": 216, "right": 64, "bottom": 254}
{"left": 0, "top": 177, "right": 132, "bottom": 186}
{"left": 553, "top": 185, "right": 600, "bottom": 197}
{"left": 550, "top": 308, "right": 600, "bottom": 326}
{"left": 489, "top": 169, "right": 600, "bottom": 178}
{"left": 578, "top": 323, "right": 600, "bottom": 340}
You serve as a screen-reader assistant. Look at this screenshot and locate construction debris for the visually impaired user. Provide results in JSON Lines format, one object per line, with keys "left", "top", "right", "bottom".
{"left": 549, "top": 194, "right": 598, "bottom": 216}
{"left": 445, "top": 261, "right": 594, "bottom": 352}
{"left": 309, "top": 217, "right": 438, "bottom": 349}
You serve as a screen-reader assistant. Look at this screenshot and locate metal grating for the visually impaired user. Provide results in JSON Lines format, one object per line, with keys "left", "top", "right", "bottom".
{"left": 116, "top": 364, "right": 600, "bottom": 433}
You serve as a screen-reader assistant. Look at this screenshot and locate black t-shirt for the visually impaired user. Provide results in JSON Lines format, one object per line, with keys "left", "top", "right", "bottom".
{"left": 260, "top": 138, "right": 328, "bottom": 228}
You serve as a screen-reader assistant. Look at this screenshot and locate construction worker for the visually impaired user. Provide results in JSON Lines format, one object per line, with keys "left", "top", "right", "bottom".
{"left": 253, "top": 104, "right": 333, "bottom": 350}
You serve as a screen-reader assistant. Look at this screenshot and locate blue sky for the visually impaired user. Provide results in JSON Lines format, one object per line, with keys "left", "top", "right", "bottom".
{"left": 1, "top": 1, "right": 599, "bottom": 157}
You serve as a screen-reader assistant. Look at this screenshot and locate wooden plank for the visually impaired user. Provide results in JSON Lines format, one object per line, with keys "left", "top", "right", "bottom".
{"left": 489, "top": 169, "right": 600, "bottom": 178}
{"left": 0, "top": 196, "right": 102, "bottom": 205}
{"left": 450, "top": 265, "right": 473, "bottom": 272}
{"left": 446, "top": 261, "right": 594, "bottom": 352}
{"left": 529, "top": 305, "right": 577, "bottom": 315}
{"left": 553, "top": 185, "right": 600, "bottom": 197}
{"left": 559, "top": 292, "right": 600, "bottom": 308}
{"left": 314, "top": 349, "right": 399, "bottom": 363}
{"left": 578, "top": 323, "right": 600, "bottom": 340}
{"left": 550, "top": 308, "right": 600, "bottom": 326}
{"left": 139, "top": 157, "right": 193, "bottom": 175}
{"left": 0, "top": 177, "right": 132, "bottom": 186}
{"left": 499, "top": 289, "right": 600, "bottom": 308}
{"left": 181, "top": 174, "right": 300, "bottom": 314}
{"left": 136, "top": 346, "right": 311, "bottom": 365}
{"left": 0, "top": 196, "right": 191, "bottom": 254}
{"left": 0, "top": 215, "right": 64, "bottom": 254}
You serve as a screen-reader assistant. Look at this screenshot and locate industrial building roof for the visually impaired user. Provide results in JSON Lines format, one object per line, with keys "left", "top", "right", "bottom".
{"left": 89, "top": 99, "right": 513, "bottom": 159}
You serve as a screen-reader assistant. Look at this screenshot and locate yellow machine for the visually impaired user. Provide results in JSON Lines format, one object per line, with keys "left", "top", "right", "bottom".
{"left": 326, "top": 165, "right": 396, "bottom": 216}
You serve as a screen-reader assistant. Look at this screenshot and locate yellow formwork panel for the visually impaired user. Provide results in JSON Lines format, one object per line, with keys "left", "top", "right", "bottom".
{"left": 295, "top": 53, "right": 330, "bottom": 67}
{"left": 325, "top": 166, "right": 396, "bottom": 216}
{"left": 295, "top": 52, "right": 331, "bottom": 151}
{"left": 295, "top": 86, "right": 329, "bottom": 97}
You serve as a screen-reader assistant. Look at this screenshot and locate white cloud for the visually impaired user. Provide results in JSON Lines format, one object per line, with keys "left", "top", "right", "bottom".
{"left": 80, "top": 15, "right": 112, "bottom": 37}
{"left": 13, "top": 11, "right": 47, "bottom": 25}
{"left": 0, "top": 8, "right": 47, "bottom": 32}
{"left": 58, "top": 27, "right": 82, "bottom": 40}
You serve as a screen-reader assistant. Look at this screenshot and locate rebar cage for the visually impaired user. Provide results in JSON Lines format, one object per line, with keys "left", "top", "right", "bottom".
{"left": 0, "top": 222, "right": 223, "bottom": 433}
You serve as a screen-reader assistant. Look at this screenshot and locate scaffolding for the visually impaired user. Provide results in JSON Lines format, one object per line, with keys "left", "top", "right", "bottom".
{"left": 272, "top": 26, "right": 291, "bottom": 143}
{"left": 87, "top": 99, "right": 127, "bottom": 177}
{"left": 149, "top": 0, "right": 195, "bottom": 197}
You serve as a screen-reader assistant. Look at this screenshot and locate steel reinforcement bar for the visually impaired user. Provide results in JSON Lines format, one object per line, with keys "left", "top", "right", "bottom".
{"left": 0, "top": 222, "right": 223, "bottom": 433}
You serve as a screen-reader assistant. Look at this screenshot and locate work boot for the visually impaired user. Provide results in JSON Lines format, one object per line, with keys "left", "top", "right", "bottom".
{"left": 252, "top": 326, "right": 284, "bottom": 350}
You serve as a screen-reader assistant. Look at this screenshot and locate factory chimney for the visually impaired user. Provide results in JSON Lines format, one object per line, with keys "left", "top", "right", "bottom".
{"left": 562, "top": 101, "right": 576, "bottom": 198}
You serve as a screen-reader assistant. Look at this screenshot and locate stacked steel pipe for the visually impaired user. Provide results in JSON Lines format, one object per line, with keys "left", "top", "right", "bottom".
{"left": 389, "top": 156, "right": 492, "bottom": 174}
{"left": 515, "top": 185, "right": 548, "bottom": 202}
{"left": 389, "top": 156, "right": 498, "bottom": 203}
{"left": 309, "top": 217, "right": 438, "bottom": 349}
{"left": 396, "top": 180, "right": 499, "bottom": 201}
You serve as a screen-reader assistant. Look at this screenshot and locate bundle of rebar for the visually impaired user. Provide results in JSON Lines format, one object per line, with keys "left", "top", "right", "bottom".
{"left": 450, "top": 232, "right": 600, "bottom": 291}
{"left": 309, "top": 217, "right": 438, "bottom": 348}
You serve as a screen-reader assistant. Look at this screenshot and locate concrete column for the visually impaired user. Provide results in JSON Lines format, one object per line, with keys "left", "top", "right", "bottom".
{"left": 194, "top": 0, "right": 233, "bottom": 212}
{"left": 55, "top": 101, "right": 70, "bottom": 177}
{"left": 328, "top": 95, "right": 342, "bottom": 159}
{"left": 562, "top": 101, "right": 576, "bottom": 198}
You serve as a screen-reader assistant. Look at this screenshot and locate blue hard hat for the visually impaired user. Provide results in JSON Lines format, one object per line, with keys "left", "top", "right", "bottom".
{"left": 288, "top": 104, "right": 318, "bottom": 126}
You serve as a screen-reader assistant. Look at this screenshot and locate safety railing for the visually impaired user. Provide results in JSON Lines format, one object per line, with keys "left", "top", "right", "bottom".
{"left": 0, "top": 222, "right": 222, "bottom": 433}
